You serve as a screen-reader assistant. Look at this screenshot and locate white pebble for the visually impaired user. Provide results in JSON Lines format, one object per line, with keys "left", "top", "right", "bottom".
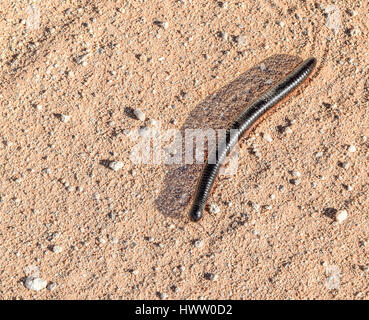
{"left": 262, "top": 133, "right": 273, "bottom": 143}
{"left": 315, "top": 151, "right": 324, "bottom": 158}
{"left": 60, "top": 114, "right": 71, "bottom": 123}
{"left": 209, "top": 203, "right": 220, "bottom": 214}
{"left": 148, "top": 119, "right": 159, "bottom": 126}
{"left": 24, "top": 277, "right": 47, "bottom": 291}
{"left": 194, "top": 240, "right": 203, "bottom": 248}
{"left": 348, "top": 145, "right": 356, "bottom": 153}
{"left": 291, "top": 170, "right": 301, "bottom": 177}
{"left": 52, "top": 245, "right": 63, "bottom": 253}
{"left": 336, "top": 210, "right": 348, "bottom": 223}
{"left": 47, "top": 282, "right": 57, "bottom": 291}
{"left": 109, "top": 161, "right": 124, "bottom": 171}
{"left": 133, "top": 109, "right": 146, "bottom": 121}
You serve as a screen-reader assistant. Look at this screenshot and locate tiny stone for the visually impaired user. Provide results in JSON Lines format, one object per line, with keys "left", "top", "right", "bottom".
{"left": 47, "top": 282, "right": 57, "bottom": 291}
{"left": 251, "top": 202, "right": 260, "bottom": 212}
{"left": 209, "top": 203, "right": 220, "bottom": 214}
{"left": 263, "top": 133, "right": 273, "bottom": 142}
{"left": 194, "top": 240, "right": 203, "bottom": 248}
{"left": 350, "top": 28, "right": 361, "bottom": 36}
{"left": 341, "top": 161, "right": 350, "bottom": 169}
{"left": 315, "top": 151, "right": 324, "bottom": 158}
{"left": 52, "top": 245, "right": 63, "bottom": 253}
{"left": 133, "top": 108, "right": 146, "bottom": 121}
{"left": 218, "top": 1, "right": 228, "bottom": 8}
{"left": 336, "top": 210, "right": 348, "bottom": 223}
{"left": 235, "top": 34, "right": 247, "bottom": 46}
{"left": 60, "top": 114, "right": 71, "bottom": 123}
{"left": 158, "top": 292, "right": 168, "bottom": 299}
{"left": 290, "top": 178, "right": 301, "bottom": 185}
{"left": 148, "top": 119, "right": 158, "bottom": 126}
{"left": 291, "top": 170, "right": 301, "bottom": 177}
{"left": 109, "top": 161, "right": 124, "bottom": 171}
{"left": 154, "top": 20, "right": 169, "bottom": 29}
{"left": 24, "top": 277, "right": 47, "bottom": 291}
{"left": 205, "top": 273, "right": 219, "bottom": 281}
{"left": 348, "top": 145, "right": 356, "bottom": 153}
{"left": 171, "top": 285, "right": 180, "bottom": 293}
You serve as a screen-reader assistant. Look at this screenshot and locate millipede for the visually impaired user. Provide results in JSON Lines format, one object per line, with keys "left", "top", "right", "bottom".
{"left": 189, "top": 57, "right": 317, "bottom": 222}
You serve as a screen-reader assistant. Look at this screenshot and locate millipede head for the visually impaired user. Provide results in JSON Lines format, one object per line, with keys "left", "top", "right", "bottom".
{"left": 189, "top": 204, "right": 203, "bottom": 222}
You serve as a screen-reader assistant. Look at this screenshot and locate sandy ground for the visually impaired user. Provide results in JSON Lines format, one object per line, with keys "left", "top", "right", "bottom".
{"left": 0, "top": 0, "right": 368, "bottom": 300}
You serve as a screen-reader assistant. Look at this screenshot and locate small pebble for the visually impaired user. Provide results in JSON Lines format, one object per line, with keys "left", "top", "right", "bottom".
{"left": 133, "top": 108, "right": 146, "bottom": 121}
{"left": 315, "top": 151, "right": 324, "bottom": 158}
{"left": 263, "top": 133, "right": 273, "bottom": 143}
{"left": 24, "top": 276, "right": 47, "bottom": 291}
{"left": 158, "top": 292, "right": 168, "bottom": 299}
{"left": 209, "top": 203, "right": 220, "bottom": 214}
{"left": 235, "top": 34, "right": 246, "bottom": 46}
{"left": 109, "top": 161, "right": 124, "bottom": 171}
{"left": 291, "top": 170, "right": 301, "bottom": 177}
{"left": 340, "top": 161, "right": 350, "bottom": 169}
{"left": 154, "top": 20, "right": 169, "bottom": 29}
{"left": 194, "top": 240, "right": 203, "bottom": 248}
{"left": 205, "top": 273, "right": 219, "bottom": 281}
{"left": 350, "top": 28, "right": 361, "bottom": 36}
{"left": 348, "top": 145, "right": 356, "bottom": 153}
{"left": 290, "top": 178, "right": 301, "bottom": 185}
{"left": 60, "top": 114, "right": 71, "bottom": 123}
{"left": 336, "top": 210, "right": 348, "bottom": 223}
{"left": 52, "top": 245, "right": 63, "bottom": 253}
{"left": 148, "top": 119, "right": 159, "bottom": 126}
{"left": 47, "top": 282, "right": 57, "bottom": 291}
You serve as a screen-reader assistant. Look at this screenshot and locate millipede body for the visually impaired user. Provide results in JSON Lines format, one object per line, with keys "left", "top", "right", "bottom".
{"left": 189, "top": 57, "right": 317, "bottom": 222}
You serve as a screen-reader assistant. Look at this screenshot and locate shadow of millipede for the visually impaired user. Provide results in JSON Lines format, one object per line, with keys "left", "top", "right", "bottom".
{"left": 155, "top": 54, "right": 304, "bottom": 221}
